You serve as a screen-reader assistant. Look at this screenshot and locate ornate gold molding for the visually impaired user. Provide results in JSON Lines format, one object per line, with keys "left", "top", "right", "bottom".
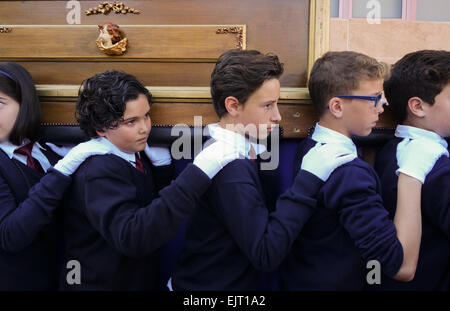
{"left": 0, "top": 27, "right": 12, "bottom": 33}
{"left": 85, "top": 2, "right": 140, "bottom": 15}
{"left": 216, "top": 26, "right": 246, "bottom": 50}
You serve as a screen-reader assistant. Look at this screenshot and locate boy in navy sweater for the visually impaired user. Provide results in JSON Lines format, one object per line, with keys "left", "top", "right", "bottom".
{"left": 374, "top": 50, "right": 450, "bottom": 290}
{"left": 60, "top": 70, "right": 237, "bottom": 290}
{"left": 171, "top": 49, "right": 357, "bottom": 290}
{"left": 284, "top": 51, "right": 447, "bottom": 290}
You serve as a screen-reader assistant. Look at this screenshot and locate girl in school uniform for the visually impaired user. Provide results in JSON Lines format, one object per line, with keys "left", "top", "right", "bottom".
{"left": 0, "top": 62, "right": 109, "bottom": 290}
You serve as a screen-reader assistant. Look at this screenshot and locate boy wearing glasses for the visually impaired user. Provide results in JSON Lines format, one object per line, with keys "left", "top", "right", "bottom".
{"left": 374, "top": 50, "right": 450, "bottom": 290}
{"left": 280, "top": 51, "right": 447, "bottom": 290}
{"left": 170, "top": 50, "right": 358, "bottom": 291}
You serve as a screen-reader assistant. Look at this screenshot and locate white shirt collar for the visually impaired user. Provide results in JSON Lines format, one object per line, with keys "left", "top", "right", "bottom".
{"left": 0, "top": 139, "right": 46, "bottom": 159}
{"left": 206, "top": 123, "right": 267, "bottom": 159}
{"left": 311, "top": 123, "right": 358, "bottom": 156}
{"left": 395, "top": 125, "right": 448, "bottom": 149}
{"left": 94, "top": 137, "right": 137, "bottom": 163}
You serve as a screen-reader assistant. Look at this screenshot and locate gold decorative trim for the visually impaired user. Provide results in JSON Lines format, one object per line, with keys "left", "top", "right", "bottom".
{"left": 216, "top": 26, "right": 246, "bottom": 50}
{"left": 36, "top": 85, "right": 310, "bottom": 100}
{"left": 85, "top": 2, "right": 140, "bottom": 15}
{"left": 307, "top": 0, "right": 330, "bottom": 83}
{"left": 0, "top": 27, "right": 12, "bottom": 33}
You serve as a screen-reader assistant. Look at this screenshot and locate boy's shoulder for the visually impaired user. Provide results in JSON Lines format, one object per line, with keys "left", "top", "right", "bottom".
{"left": 333, "top": 157, "right": 376, "bottom": 179}
{"left": 293, "top": 136, "right": 319, "bottom": 173}
{"left": 376, "top": 136, "right": 450, "bottom": 179}
{"left": 426, "top": 155, "right": 450, "bottom": 182}
{"left": 297, "top": 136, "right": 375, "bottom": 174}
{"left": 75, "top": 153, "right": 134, "bottom": 180}
{"left": 296, "top": 136, "right": 316, "bottom": 154}
{"left": 214, "top": 158, "right": 259, "bottom": 184}
{"left": 317, "top": 158, "right": 381, "bottom": 202}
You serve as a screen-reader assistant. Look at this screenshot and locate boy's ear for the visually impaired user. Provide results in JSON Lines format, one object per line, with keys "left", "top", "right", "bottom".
{"left": 407, "top": 97, "right": 427, "bottom": 118}
{"left": 96, "top": 130, "right": 107, "bottom": 137}
{"left": 328, "top": 97, "right": 344, "bottom": 118}
{"left": 224, "top": 96, "right": 241, "bottom": 117}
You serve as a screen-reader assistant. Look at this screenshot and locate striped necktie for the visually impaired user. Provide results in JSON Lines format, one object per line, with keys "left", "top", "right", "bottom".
{"left": 135, "top": 153, "right": 144, "bottom": 172}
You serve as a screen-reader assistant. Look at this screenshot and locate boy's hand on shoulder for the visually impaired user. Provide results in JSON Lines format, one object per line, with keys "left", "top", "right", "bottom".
{"left": 396, "top": 138, "right": 449, "bottom": 184}
{"left": 144, "top": 145, "right": 172, "bottom": 166}
{"left": 53, "top": 138, "right": 113, "bottom": 176}
{"left": 301, "top": 142, "right": 357, "bottom": 181}
{"left": 193, "top": 140, "right": 242, "bottom": 179}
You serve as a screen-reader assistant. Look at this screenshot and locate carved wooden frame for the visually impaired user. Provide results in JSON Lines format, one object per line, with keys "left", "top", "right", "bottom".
{"left": 307, "top": 0, "right": 330, "bottom": 82}
{"left": 4, "top": 0, "right": 336, "bottom": 138}
{"left": 0, "top": 24, "right": 247, "bottom": 62}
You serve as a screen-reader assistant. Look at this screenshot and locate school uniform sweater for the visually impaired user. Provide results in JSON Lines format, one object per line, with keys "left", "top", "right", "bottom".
{"left": 280, "top": 136, "right": 404, "bottom": 290}
{"left": 171, "top": 157, "right": 322, "bottom": 291}
{"left": 0, "top": 143, "right": 70, "bottom": 290}
{"left": 60, "top": 153, "right": 210, "bottom": 291}
{"left": 374, "top": 136, "right": 450, "bottom": 290}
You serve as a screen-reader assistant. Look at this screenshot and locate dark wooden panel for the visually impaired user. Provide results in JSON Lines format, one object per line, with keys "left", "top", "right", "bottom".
{"left": 0, "top": 0, "right": 309, "bottom": 87}
{"left": 41, "top": 102, "right": 220, "bottom": 126}
{"left": 0, "top": 25, "right": 244, "bottom": 59}
{"left": 18, "top": 62, "right": 215, "bottom": 86}
{"left": 19, "top": 61, "right": 297, "bottom": 87}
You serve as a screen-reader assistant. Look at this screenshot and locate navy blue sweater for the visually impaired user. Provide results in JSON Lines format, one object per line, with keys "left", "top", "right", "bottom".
{"left": 60, "top": 153, "right": 210, "bottom": 290}
{"left": 0, "top": 145, "right": 70, "bottom": 290}
{"left": 280, "top": 137, "right": 404, "bottom": 290}
{"left": 374, "top": 137, "right": 449, "bottom": 290}
{"left": 171, "top": 158, "right": 323, "bottom": 291}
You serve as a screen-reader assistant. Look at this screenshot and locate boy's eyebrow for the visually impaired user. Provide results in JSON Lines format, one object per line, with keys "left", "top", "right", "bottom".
{"left": 122, "top": 117, "right": 136, "bottom": 122}
{"left": 122, "top": 109, "right": 151, "bottom": 121}
{"left": 0, "top": 96, "right": 8, "bottom": 100}
{"left": 262, "top": 99, "right": 278, "bottom": 104}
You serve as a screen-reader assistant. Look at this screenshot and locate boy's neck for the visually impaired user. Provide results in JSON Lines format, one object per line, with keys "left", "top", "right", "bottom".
{"left": 219, "top": 117, "right": 245, "bottom": 137}
{"left": 318, "top": 116, "right": 351, "bottom": 138}
{"left": 402, "top": 118, "right": 436, "bottom": 134}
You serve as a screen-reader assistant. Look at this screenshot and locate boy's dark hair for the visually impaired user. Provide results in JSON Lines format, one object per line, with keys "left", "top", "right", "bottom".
{"left": 384, "top": 50, "right": 450, "bottom": 123}
{"left": 210, "top": 49, "right": 284, "bottom": 118}
{"left": 0, "top": 62, "right": 41, "bottom": 145}
{"left": 76, "top": 70, "right": 152, "bottom": 138}
{"left": 308, "top": 51, "right": 388, "bottom": 116}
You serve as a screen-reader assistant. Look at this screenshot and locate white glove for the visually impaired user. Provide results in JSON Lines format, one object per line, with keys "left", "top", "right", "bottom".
{"left": 193, "top": 140, "right": 242, "bottom": 179}
{"left": 301, "top": 142, "right": 357, "bottom": 181}
{"left": 144, "top": 145, "right": 172, "bottom": 166}
{"left": 53, "top": 138, "right": 112, "bottom": 176}
{"left": 396, "top": 138, "right": 449, "bottom": 183}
